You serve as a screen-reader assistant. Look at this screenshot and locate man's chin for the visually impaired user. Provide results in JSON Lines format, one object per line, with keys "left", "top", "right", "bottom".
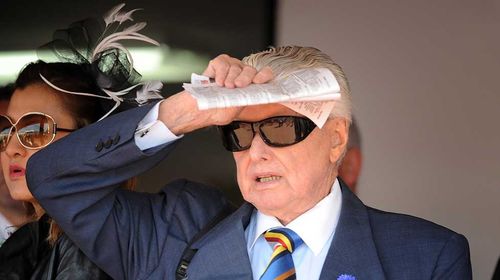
{"left": 251, "top": 199, "right": 288, "bottom": 216}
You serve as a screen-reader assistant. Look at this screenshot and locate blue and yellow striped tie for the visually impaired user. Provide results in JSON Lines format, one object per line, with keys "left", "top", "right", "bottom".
{"left": 260, "top": 228, "right": 304, "bottom": 280}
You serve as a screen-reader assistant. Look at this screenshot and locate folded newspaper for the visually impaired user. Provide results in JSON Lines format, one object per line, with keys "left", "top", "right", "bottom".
{"left": 183, "top": 68, "right": 341, "bottom": 128}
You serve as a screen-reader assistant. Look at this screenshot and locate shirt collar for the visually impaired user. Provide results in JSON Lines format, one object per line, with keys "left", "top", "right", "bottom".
{"left": 248, "top": 179, "right": 342, "bottom": 255}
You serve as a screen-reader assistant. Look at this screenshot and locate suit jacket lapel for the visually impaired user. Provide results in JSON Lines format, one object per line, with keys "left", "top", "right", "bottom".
{"left": 187, "top": 203, "right": 255, "bottom": 280}
{"left": 320, "top": 182, "right": 386, "bottom": 280}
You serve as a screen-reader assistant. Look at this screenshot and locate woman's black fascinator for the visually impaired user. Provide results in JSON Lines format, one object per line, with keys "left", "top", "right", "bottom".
{"left": 37, "top": 3, "right": 163, "bottom": 119}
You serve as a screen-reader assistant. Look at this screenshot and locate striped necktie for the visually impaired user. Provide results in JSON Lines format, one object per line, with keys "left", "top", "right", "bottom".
{"left": 260, "top": 228, "right": 304, "bottom": 280}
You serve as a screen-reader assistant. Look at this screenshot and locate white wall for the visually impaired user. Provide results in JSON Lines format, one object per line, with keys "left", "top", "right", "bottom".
{"left": 277, "top": 0, "right": 500, "bottom": 278}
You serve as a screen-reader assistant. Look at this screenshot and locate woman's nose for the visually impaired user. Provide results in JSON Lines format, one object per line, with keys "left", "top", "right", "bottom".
{"left": 3, "top": 132, "right": 27, "bottom": 158}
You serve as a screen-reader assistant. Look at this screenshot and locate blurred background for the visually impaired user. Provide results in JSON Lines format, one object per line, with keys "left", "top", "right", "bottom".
{"left": 1, "top": 0, "right": 499, "bottom": 278}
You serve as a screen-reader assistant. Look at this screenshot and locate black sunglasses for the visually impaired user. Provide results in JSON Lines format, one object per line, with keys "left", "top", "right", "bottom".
{"left": 218, "top": 116, "right": 317, "bottom": 152}
{"left": 0, "top": 112, "right": 76, "bottom": 152}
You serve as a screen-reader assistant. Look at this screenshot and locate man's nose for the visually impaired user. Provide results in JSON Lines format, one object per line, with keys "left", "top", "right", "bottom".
{"left": 247, "top": 131, "right": 272, "bottom": 161}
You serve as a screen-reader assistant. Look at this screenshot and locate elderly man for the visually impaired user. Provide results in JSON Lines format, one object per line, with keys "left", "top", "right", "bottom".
{"left": 28, "top": 46, "right": 471, "bottom": 279}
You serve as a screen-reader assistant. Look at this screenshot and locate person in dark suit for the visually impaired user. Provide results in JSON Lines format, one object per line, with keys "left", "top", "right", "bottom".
{"left": 29, "top": 46, "right": 472, "bottom": 279}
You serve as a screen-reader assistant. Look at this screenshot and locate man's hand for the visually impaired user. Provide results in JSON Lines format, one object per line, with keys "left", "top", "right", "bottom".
{"left": 158, "top": 54, "right": 273, "bottom": 135}
{"left": 203, "top": 54, "right": 273, "bottom": 88}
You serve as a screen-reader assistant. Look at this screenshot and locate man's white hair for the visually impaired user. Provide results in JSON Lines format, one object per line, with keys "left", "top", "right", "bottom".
{"left": 242, "top": 46, "right": 352, "bottom": 123}
{"left": 243, "top": 46, "right": 352, "bottom": 166}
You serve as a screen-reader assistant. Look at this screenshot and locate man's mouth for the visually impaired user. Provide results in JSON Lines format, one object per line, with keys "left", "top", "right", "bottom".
{"left": 256, "top": 175, "right": 281, "bottom": 183}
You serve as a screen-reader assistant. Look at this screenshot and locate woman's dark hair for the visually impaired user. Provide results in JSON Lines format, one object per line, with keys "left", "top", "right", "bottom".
{"left": 14, "top": 60, "right": 116, "bottom": 128}
{"left": 0, "top": 83, "right": 14, "bottom": 101}
{"left": 13, "top": 60, "right": 136, "bottom": 244}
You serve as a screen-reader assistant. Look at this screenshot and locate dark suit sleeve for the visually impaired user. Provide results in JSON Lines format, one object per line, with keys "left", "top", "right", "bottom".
{"left": 27, "top": 104, "right": 228, "bottom": 279}
{"left": 431, "top": 233, "right": 472, "bottom": 279}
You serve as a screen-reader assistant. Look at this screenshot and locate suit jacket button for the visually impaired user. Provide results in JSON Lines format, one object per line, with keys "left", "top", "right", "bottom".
{"left": 113, "top": 134, "right": 120, "bottom": 145}
{"left": 95, "top": 141, "right": 104, "bottom": 152}
{"left": 104, "top": 138, "right": 113, "bottom": 149}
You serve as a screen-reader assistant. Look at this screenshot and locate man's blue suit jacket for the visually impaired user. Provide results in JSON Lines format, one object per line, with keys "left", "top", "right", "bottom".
{"left": 28, "top": 104, "right": 472, "bottom": 279}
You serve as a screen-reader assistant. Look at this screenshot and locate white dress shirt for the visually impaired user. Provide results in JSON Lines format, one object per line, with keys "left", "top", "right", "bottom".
{"left": 245, "top": 180, "right": 342, "bottom": 280}
{"left": 134, "top": 101, "right": 182, "bottom": 150}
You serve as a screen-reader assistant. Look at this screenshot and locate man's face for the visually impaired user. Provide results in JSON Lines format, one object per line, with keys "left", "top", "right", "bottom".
{"left": 232, "top": 104, "right": 347, "bottom": 224}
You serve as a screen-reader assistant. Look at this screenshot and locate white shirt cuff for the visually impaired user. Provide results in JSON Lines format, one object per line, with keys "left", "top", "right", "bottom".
{"left": 135, "top": 101, "right": 183, "bottom": 150}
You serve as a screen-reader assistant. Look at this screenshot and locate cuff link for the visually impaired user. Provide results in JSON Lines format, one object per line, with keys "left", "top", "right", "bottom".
{"left": 139, "top": 128, "right": 150, "bottom": 138}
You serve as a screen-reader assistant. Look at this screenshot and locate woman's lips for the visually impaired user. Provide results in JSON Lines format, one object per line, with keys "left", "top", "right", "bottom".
{"left": 9, "top": 164, "right": 25, "bottom": 180}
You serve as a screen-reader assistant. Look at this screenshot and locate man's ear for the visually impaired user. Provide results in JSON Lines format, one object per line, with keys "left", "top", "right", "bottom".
{"left": 328, "top": 118, "right": 348, "bottom": 165}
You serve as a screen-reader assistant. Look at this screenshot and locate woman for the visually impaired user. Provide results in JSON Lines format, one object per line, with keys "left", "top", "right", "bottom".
{"left": 0, "top": 3, "right": 165, "bottom": 278}
{"left": 0, "top": 61, "right": 127, "bottom": 279}
{"left": 0, "top": 84, "right": 29, "bottom": 247}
